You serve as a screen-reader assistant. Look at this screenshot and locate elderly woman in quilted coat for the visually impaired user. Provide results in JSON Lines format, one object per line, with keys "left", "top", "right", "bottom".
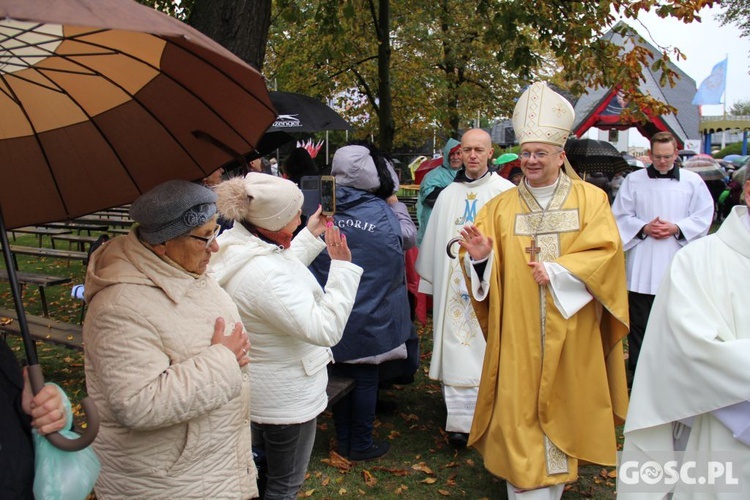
{"left": 83, "top": 180, "right": 256, "bottom": 499}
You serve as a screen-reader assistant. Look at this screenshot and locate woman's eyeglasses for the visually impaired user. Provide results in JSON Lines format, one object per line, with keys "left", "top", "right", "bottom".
{"left": 188, "top": 226, "right": 220, "bottom": 248}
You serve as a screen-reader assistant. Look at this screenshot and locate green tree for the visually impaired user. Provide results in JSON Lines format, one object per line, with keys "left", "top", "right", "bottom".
{"left": 730, "top": 99, "right": 750, "bottom": 116}
{"left": 268, "top": 0, "right": 716, "bottom": 152}
{"left": 140, "top": 0, "right": 717, "bottom": 153}
{"left": 718, "top": 0, "right": 750, "bottom": 38}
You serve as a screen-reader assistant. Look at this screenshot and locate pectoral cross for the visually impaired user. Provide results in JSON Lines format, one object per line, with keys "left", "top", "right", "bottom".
{"left": 525, "top": 237, "right": 541, "bottom": 263}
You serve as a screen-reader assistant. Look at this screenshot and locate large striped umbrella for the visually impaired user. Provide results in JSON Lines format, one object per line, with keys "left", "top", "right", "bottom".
{"left": 0, "top": 0, "right": 276, "bottom": 230}
{"left": 0, "top": 0, "right": 276, "bottom": 451}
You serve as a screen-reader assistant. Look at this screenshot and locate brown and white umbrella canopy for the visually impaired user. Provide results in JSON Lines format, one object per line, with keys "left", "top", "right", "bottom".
{"left": 0, "top": 0, "right": 276, "bottom": 229}
{"left": 0, "top": 0, "right": 276, "bottom": 451}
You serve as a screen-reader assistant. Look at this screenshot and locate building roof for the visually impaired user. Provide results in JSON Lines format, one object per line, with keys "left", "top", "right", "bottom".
{"left": 572, "top": 22, "right": 700, "bottom": 147}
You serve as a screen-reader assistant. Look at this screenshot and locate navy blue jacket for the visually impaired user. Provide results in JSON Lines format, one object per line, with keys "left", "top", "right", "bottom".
{"left": 309, "top": 187, "right": 411, "bottom": 362}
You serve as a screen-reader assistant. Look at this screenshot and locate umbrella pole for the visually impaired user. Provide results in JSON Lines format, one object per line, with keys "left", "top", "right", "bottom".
{"left": 0, "top": 206, "right": 38, "bottom": 367}
{"left": 0, "top": 205, "right": 100, "bottom": 451}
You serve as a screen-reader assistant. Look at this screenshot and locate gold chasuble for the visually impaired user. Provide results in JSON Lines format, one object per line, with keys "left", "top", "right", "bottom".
{"left": 466, "top": 174, "right": 629, "bottom": 490}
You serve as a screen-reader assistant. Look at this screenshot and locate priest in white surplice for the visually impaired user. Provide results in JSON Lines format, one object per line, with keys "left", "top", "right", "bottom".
{"left": 416, "top": 128, "right": 513, "bottom": 448}
{"left": 620, "top": 177, "right": 750, "bottom": 500}
{"left": 611, "top": 132, "right": 714, "bottom": 376}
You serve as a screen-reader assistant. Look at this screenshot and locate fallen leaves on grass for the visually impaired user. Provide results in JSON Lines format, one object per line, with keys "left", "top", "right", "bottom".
{"left": 394, "top": 484, "right": 409, "bottom": 495}
{"left": 411, "top": 462, "right": 435, "bottom": 475}
{"left": 371, "top": 466, "right": 409, "bottom": 476}
{"left": 445, "top": 472, "right": 458, "bottom": 486}
{"left": 564, "top": 484, "right": 594, "bottom": 497}
{"left": 420, "top": 477, "right": 438, "bottom": 484}
{"left": 321, "top": 450, "right": 353, "bottom": 472}
{"left": 362, "top": 470, "right": 377, "bottom": 487}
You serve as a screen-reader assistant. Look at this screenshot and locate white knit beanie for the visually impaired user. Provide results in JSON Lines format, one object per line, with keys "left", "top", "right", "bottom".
{"left": 214, "top": 173, "right": 303, "bottom": 231}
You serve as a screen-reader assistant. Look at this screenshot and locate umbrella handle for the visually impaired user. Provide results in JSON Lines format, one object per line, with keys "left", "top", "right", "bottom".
{"left": 28, "top": 364, "right": 100, "bottom": 451}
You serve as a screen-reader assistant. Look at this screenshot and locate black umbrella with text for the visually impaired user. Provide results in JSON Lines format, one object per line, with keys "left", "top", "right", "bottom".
{"left": 267, "top": 91, "right": 353, "bottom": 133}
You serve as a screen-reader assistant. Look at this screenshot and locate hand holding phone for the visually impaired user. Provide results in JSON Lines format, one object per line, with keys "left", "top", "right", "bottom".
{"left": 305, "top": 205, "right": 329, "bottom": 237}
{"left": 320, "top": 175, "right": 336, "bottom": 216}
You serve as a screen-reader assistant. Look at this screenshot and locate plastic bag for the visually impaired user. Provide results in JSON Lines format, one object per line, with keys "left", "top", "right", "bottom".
{"left": 32, "top": 383, "right": 101, "bottom": 500}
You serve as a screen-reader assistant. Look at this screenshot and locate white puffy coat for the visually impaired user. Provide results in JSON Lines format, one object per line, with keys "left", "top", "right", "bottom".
{"left": 83, "top": 232, "right": 256, "bottom": 499}
{"left": 209, "top": 225, "right": 362, "bottom": 424}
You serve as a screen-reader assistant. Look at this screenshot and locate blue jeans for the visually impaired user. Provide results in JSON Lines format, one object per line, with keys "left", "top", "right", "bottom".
{"left": 330, "top": 363, "right": 380, "bottom": 455}
{"left": 252, "top": 418, "right": 317, "bottom": 500}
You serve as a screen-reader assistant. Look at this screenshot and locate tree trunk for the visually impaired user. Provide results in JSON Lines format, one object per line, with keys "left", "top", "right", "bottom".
{"left": 376, "top": 0, "right": 394, "bottom": 153}
{"left": 188, "top": 0, "right": 271, "bottom": 71}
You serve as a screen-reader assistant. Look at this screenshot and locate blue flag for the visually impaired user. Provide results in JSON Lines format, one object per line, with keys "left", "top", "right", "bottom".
{"left": 692, "top": 58, "right": 728, "bottom": 105}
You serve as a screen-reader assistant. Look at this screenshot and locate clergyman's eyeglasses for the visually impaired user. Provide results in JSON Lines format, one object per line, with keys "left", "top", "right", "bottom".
{"left": 519, "top": 150, "right": 562, "bottom": 160}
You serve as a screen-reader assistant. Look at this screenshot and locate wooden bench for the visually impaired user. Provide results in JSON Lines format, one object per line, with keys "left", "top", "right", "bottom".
{"left": 326, "top": 374, "right": 356, "bottom": 407}
{"left": 0, "top": 270, "right": 72, "bottom": 317}
{"left": 43, "top": 221, "right": 109, "bottom": 235}
{"left": 8, "top": 245, "right": 87, "bottom": 266}
{"left": 0, "top": 308, "right": 83, "bottom": 351}
{"left": 50, "top": 234, "right": 100, "bottom": 252}
{"left": 77, "top": 216, "right": 134, "bottom": 228}
{"left": 400, "top": 196, "right": 418, "bottom": 225}
{"left": 85, "top": 210, "right": 131, "bottom": 219}
{"left": 9, "top": 227, "right": 73, "bottom": 247}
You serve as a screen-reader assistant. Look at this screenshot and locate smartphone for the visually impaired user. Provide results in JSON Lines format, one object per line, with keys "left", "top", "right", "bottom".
{"left": 300, "top": 176, "right": 321, "bottom": 217}
{"left": 320, "top": 175, "right": 336, "bottom": 216}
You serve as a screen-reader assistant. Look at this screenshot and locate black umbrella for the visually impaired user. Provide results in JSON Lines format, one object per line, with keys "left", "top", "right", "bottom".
{"left": 1, "top": 0, "right": 275, "bottom": 450}
{"left": 683, "top": 156, "right": 727, "bottom": 181}
{"left": 564, "top": 138, "right": 629, "bottom": 176}
{"left": 268, "top": 91, "right": 353, "bottom": 133}
{"left": 245, "top": 131, "right": 296, "bottom": 162}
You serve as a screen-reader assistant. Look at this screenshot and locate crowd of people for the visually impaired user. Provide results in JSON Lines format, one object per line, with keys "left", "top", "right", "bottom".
{"left": 3, "top": 80, "right": 748, "bottom": 500}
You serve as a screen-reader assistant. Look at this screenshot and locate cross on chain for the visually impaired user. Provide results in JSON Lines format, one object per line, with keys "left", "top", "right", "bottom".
{"left": 525, "top": 237, "right": 541, "bottom": 263}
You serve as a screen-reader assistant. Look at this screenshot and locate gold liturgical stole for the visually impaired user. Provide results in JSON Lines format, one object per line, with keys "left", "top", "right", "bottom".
{"left": 514, "top": 173, "right": 580, "bottom": 475}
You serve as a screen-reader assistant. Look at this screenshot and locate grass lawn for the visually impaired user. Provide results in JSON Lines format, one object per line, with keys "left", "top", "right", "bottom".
{"left": 1, "top": 234, "right": 620, "bottom": 499}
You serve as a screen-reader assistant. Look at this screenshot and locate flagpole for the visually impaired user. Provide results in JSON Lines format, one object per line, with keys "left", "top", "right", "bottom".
{"left": 723, "top": 53, "right": 728, "bottom": 118}
{"left": 722, "top": 54, "right": 728, "bottom": 153}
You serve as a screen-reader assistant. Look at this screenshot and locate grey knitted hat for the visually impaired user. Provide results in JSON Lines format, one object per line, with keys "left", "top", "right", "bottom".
{"left": 130, "top": 179, "right": 217, "bottom": 245}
